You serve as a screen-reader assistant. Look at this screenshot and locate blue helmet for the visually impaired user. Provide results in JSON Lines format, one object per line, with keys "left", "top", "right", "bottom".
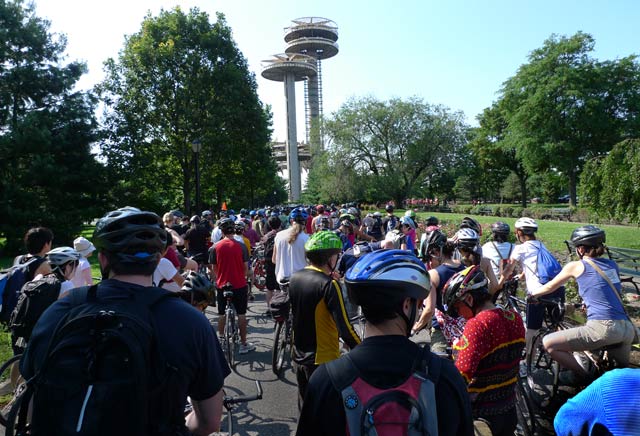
{"left": 249, "top": 210, "right": 257, "bottom": 217}
{"left": 289, "top": 207, "right": 309, "bottom": 224}
{"left": 345, "top": 249, "right": 429, "bottom": 305}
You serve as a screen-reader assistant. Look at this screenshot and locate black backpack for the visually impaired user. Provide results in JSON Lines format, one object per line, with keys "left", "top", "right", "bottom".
{"left": 9, "top": 274, "right": 61, "bottom": 344}
{"left": 10, "top": 285, "right": 187, "bottom": 436}
{"left": 0, "top": 256, "right": 43, "bottom": 325}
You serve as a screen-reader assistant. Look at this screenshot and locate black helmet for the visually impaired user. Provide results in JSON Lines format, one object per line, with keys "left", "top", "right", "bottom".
{"left": 190, "top": 215, "right": 201, "bottom": 225}
{"left": 426, "top": 216, "right": 439, "bottom": 226}
{"left": 491, "top": 221, "right": 510, "bottom": 236}
{"left": 442, "top": 265, "right": 488, "bottom": 316}
{"left": 460, "top": 216, "right": 481, "bottom": 235}
{"left": 218, "top": 217, "right": 235, "bottom": 234}
{"left": 180, "top": 271, "right": 212, "bottom": 306}
{"left": 570, "top": 225, "right": 605, "bottom": 247}
{"left": 385, "top": 204, "right": 394, "bottom": 213}
{"left": 425, "top": 229, "right": 447, "bottom": 251}
{"left": 93, "top": 207, "right": 166, "bottom": 261}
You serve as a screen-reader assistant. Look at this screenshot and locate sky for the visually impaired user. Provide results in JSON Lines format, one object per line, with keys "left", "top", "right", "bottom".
{"left": 33, "top": 0, "right": 640, "bottom": 143}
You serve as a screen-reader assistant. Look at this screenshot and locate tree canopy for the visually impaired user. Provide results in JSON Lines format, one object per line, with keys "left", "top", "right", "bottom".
{"left": 0, "top": 0, "right": 103, "bottom": 251}
{"left": 96, "top": 7, "right": 281, "bottom": 213}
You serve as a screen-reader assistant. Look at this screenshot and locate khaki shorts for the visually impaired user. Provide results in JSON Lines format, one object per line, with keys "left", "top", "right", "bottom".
{"left": 545, "top": 319, "right": 635, "bottom": 366}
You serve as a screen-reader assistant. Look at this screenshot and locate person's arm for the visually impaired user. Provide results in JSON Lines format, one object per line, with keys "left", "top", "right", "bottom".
{"left": 186, "top": 389, "right": 224, "bottom": 435}
{"left": 168, "top": 228, "right": 184, "bottom": 246}
{"left": 81, "top": 264, "right": 93, "bottom": 286}
{"left": 271, "top": 243, "right": 277, "bottom": 265}
{"left": 530, "top": 261, "right": 583, "bottom": 298}
{"left": 480, "top": 257, "right": 501, "bottom": 295}
{"left": 326, "top": 280, "right": 361, "bottom": 348}
{"left": 172, "top": 271, "right": 185, "bottom": 287}
{"left": 413, "top": 270, "right": 438, "bottom": 332}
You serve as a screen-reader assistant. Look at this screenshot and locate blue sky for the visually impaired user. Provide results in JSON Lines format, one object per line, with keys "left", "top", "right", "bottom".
{"left": 34, "top": 0, "right": 640, "bottom": 141}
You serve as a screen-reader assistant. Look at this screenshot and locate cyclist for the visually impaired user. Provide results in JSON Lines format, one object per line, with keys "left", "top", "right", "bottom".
{"left": 460, "top": 216, "right": 482, "bottom": 236}
{"left": 209, "top": 217, "right": 255, "bottom": 355}
{"left": 502, "top": 217, "right": 565, "bottom": 356}
{"left": 455, "top": 228, "right": 501, "bottom": 295}
{"left": 297, "top": 249, "right": 473, "bottom": 436}
{"left": 153, "top": 230, "right": 185, "bottom": 292}
{"left": 443, "top": 266, "right": 525, "bottom": 436}
{"left": 178, "top": 271, "right": 213, "bottom": 313}
{"left": 529, "top": 226, "right": 636, "bottom": 383}
{"left": 400, "top": 215, "right": 418, "bottom": 253}
{"left": 381, "top": 204, "right": 399, "bottom": 235}
{"left": 13, "top": 227, "right": 53, "bottom": 280}
{"left": 261, "top": 215, "right": 282, "bottom": 308}
{"left": 413, "top": 229, "right": 465, "bottom": 352}
{"left": 21, "top": 207, "right": 228, "bottom": 435}
{"left": 201, "top": 210, "right": 214, "bottom": 233}
{"left": 184, "top": 215, "right": 209, "bottom": 266}
{"left": 272, "top": 207, "right": 309, "bottom": 284}
{"left": 70, "top": 236, "right": 95, "bottom": 288}
{"left": 289, "top": 231, "right": 360, "bottom": 409}
{"left": 481, "top": 222, "right": 514, "bottom": 280}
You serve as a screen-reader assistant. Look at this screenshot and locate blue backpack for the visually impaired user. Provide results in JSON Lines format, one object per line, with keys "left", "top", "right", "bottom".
{"left": 534, "top": 243, "right": 562, "bottom": 284}
{"left": 0, "top": 257, "right": 42, "bottom": 324}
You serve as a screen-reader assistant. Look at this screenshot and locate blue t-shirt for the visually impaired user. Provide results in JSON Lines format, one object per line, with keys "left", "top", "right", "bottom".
{"left": 577, "top": 258, "right": 626, "bottom": 321}
{"left": 22, "top": 279, "right": 230, "bottom": 408}
{"left": 432, "top": 263, "right": 465, "bottom": 329}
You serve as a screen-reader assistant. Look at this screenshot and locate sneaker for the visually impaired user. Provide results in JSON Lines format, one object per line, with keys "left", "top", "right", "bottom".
{"left": 239, "top": 343, "right": 256, "bottom": 354}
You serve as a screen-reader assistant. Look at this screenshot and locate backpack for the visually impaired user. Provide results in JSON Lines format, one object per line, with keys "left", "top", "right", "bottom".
{"left": 325, "top": 345, "right": 441, "bottom": 436}
{"left": 530, "top": 242, "right": 562, "bottom": 284}
{"left": 9, "top": 274, "right": 62, "bottom": 344}
{"left": 490, "top": 241, "right": 514, "bottom": 276}
{"left": 11, "top": 285, "right": 186, "bottom": 436}
{"left": 263, "top": 231, "right": 277, "bottom": 262}
{"left": 0, "top": 256, "right": 42, "bottom": 325}
{"left": 269, "top": 290, "right": 290, "bottom": 321}
{"left": 386, "top": 216, "right": 398, "bottom": 234}
{"left": 385, "top": 230, "right": 406, "bottom": 250}
{"left": 370, "top": 217, "right": 383, "bottom": 239}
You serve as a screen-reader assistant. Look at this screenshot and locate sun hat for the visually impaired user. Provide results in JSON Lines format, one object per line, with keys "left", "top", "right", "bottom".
{"left": 73, "top": 236, "right": 96, "bottom": 257}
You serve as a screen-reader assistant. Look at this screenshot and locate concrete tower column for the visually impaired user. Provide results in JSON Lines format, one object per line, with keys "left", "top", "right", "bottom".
{"left": 284, "top": 72, "right": 301, "bottom": 201}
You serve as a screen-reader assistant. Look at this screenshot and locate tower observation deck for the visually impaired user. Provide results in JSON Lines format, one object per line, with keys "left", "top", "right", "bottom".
{"left": 284, "top": 17, "right": 339, "bottom": 147}
{"left": 261, "top": 53, "right": 317, "bottom": 201}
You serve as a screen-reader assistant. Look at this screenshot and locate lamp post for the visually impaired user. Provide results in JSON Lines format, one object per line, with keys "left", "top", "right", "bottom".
{"left": 191, "top": 139, "right": 202, "bottom": 215}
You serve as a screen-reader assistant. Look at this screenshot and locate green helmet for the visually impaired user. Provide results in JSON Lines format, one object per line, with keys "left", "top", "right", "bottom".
{"left": 305, "top": 231, "right": 342, "bottom": 252}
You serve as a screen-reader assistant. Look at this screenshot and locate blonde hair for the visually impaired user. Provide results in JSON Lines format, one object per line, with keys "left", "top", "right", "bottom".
{"left": 288, "top": 222, "right": 305, "bottom": 244}
{"left": 162, "top": 213, "right": 175, "bottom": 225}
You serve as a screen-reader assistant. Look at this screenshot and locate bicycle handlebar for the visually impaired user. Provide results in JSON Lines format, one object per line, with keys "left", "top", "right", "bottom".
{"left": 224, "top": 380, "right": 263, "bottom": 406}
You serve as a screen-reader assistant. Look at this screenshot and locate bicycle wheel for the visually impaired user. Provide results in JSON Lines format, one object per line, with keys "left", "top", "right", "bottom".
{"left": 272, "top": 320, "right": 287, "bottom": 376}
{"left": 224, "top": 314, "right": 236, "bottom": 367}
{"left": 526, "top": 328, "right": 559, "bottom": 399}
{"left": 514, "top": 377, "right": 536, "bottom": 436}
{"left": 0, "top": 354, "right": 22, "bottom": 427}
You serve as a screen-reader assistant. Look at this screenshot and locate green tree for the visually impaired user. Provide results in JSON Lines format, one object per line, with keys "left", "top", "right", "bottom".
{"left": 500, "top": 32, "right": 640, "bottom": 206}
{"left": 323, "top": 96, "right": 468, "bottom": 206}
{"left": 96, "top": 7, "right": 277, "bottom": 214}
{"left": 0, "top": 0, "right": 103, "bottom": 251}
{"left": 580, "top": 139, "right": 640, "bottom": 223}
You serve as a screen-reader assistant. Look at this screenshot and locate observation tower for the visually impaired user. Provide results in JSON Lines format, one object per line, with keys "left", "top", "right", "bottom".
{"left": 261, "top": 53, "right": 317, "bottom": 201}
{"left": 284, "top": 17, "right": 339, "bottom": 147}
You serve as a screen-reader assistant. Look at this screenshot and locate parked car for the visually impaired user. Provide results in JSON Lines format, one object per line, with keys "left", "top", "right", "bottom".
{"left": 558, "top": 194, "right": 571, "bottom": 203}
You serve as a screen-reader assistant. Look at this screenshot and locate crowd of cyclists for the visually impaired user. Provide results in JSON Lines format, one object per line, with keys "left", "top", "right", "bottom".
{"left": 3, "top": 202, "right": 639, "bottom": 435}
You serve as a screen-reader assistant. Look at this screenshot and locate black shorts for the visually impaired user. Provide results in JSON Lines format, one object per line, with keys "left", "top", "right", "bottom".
{"left": 265, "top": 262, "right": 279, "bottom": 291}
{"left": 527, "top": 286, "right": 565, "bottom": 329}
{"left": 217, "top": 286, "right": 249, "bottom": 315}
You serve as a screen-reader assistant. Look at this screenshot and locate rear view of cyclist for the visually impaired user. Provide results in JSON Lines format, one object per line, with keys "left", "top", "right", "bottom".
{"left": 289, "top": 231, "right": 360, "bottom": 409}
{"left": 443, "top": 266, "right": 524, "bottom": 436}
{"left": 178, "top": 271, "right": 213, "bottom": 313}
{"left": 482, "top": 222, "right": 514, "bottom": 279}
{"left": 530, "top": 226, "right": 636, "bottom": 384}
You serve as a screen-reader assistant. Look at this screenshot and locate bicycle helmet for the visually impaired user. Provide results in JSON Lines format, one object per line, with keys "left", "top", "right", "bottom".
{"left": 47, "top": 246, "right": 80, "bottom": 268}
{"left": 304, "top": 231, "right": 342, "bottom": 253}
{"left": 570, "top": 225, "right": 605, "bottom": 247}
{"left": 249, "top": 210, "right": 256, "bottom": 217}
{"left": 190, "top": 215, "right": 201, "bottom": 225}
{"left": 316, "top": 204, "right": 325, "bottom": 213}
{"left": 400, "top": 216, "right": 416, "bottom": 229}
{"left": 385, "top": 204, "right": 394, "bottom": 213}
{"left": 234, "top": 220, "right": 246, "bottom": 232}
{"left": 515, "top": 217, "right": 538, "bottom": 234}
{"left": 180, "top": 271, "right": 212, "bottom": 306}
{"left": 426, "top": 216, "right": 439, "bottom": 227}
{"left": 373, "top": 211, "right": 382, "bottom": 218}
{"left": 201, "top": 210, "right": 212, "bottom": 218}
{"left": 345, "top": 250, "right": 429, "bottom": 305}
{"left": 442, "top": 265, "right": 488, "bottom": 316}
{"left": 404, "top": 210, "right": 416, "bottom": 219}
{"left": 257, "top": 209, "right": 265, "bottom": 217}
{"left": 93, "top": 207, "right": 167, "bottom": 261}
{"left": 316, "top": 216, "right": 330, "bottom": 231}
{"left": 425, "top": 229, "right": 447, "bottom": 252}
{"left": 218, "top": 217, "right": 235, "bottom": 234}
{"left": 491, "top": 221, "right": 510, "bottom": 236}
{"left": 289, "top": 207, "right": 308, "bottom": 224}
{"left": 347, "top": 207, "right": 359, "bottom": 216}
{"left": 460, "top": 216, "right": 482, "bottom": 235}
{"left": 339, "top": 213, "right": 355, "bottom": 223}
{"left": 240, "top": 208, "right": 248, "bottom": 216}
{"left": 455, "top": 228, "right": 480, "bottom": 249}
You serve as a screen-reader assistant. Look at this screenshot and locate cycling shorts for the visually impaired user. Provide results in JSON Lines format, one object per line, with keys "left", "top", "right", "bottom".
{"left": 217, "top": 286, "right": 248, "bottom": 315}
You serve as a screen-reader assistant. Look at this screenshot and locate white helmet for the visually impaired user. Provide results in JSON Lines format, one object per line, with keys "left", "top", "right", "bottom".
{"left": 515, "top": 217, "right": 538, "bottom": 234}
{"left": 47, "top": 246, "right": 80, "bottom": 267}
{"left": 455, "top": 228, "right": 480, "bottom": 248}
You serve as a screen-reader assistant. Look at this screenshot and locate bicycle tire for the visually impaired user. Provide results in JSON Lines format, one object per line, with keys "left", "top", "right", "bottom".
{"left": 515, "top": 376, "right": 536, "bottom": 436}
{"left": 526, "top": 328, "right": 560, "bottom": 400}
{"left": 224, "top": 313, "right": 236, "bottom": 367}
{"left": 272, "top": 320, "right": 287, "bottom": 376}
{"left": 0, "top": 354, "right": 23, "bottom": 427}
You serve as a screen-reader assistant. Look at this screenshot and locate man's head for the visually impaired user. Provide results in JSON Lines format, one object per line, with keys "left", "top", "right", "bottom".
{"left": 289, "top": 207, "right": 308, "bottom": 226}
{"left": 570, "top": 225, "right": 606, "bottom": 258}
{"left": 24, "top": 227, "right": 54, "bottom": 255}
{"left": 162, "top": 212, "right": 176, "bottom": 227}
{"left": 304, "top": 231, "right": 342, "bottom": 268}
{"left": 47, "top": 246, "right": 81, "bottom": 280}
{"left": 218, "top": 217, "right": 235, "bottom": 236}
{"left": 514, "top": 217, "right": 538, "bottom": 242}
{"left": 201, "top": 210, "right": 213, "bottom": 221}
{"left": 267, "top": 215, "right": 281, "bottom": 231}
{"left": 93, "top": 207, "right": 167, "bottom": 277}
{"left": 345, "top": 250, "right": 429, "bottom": 336}
{"left": 442, "top": 265, "right": 490, "bottom": 320}
{"left": 385, "top": 204, "right": 394, "bottom": 214}
{"left": 234, "top": 219, "right": 246, "bottom": 235}
{"left": 190, "top": 215, "right": 201, "bottom": 227}
{"left": 316, "top": 204, "right": 325, "bottom": 214}
{"left": 490, "top": 221, "right": 510, "bottom": 243}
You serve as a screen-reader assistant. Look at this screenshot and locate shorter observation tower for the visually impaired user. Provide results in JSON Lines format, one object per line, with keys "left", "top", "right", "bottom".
{"left": 261, "top": 53, "right": 317, "bottom": 202}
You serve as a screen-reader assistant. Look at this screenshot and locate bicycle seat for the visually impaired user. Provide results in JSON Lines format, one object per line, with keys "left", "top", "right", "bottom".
{"left": 223, "top": 290, "right": 234, "bottom": 299}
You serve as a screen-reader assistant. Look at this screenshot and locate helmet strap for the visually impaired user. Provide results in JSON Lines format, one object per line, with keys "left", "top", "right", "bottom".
{"left": 398, "top": 298, "right": 418, "bottom": 337}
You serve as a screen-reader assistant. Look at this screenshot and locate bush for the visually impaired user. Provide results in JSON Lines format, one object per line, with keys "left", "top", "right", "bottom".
{"left": 511, "top": 206, "right": 523, "bottom": 218}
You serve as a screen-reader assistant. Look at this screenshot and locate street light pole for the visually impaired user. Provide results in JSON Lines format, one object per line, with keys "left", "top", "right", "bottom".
{"left": 191, "top": 139, "right": 202, "bottom": 215}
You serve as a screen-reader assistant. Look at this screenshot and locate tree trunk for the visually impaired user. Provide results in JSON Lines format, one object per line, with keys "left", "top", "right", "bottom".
{"left": 568, "top": 169, "right": 577, "bottom": 207}
{"left": 519, "top": 173, "right": 528, "bottom": 209}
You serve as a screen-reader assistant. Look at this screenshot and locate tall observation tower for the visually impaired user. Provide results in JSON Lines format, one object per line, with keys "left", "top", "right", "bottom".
{"left": 261, "top": 53, "right": 317, "bottom": 201}
{"left": 284, "top": 17, "right": 339, "bottom": 147}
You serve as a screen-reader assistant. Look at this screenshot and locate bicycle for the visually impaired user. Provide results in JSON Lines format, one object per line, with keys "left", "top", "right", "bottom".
{"left": 271, "top": 278, "right": 292, "bottom": 377}
{"left": 185, "top": 380, "right": 263, "bottom": 436}
{"left": 220, "top": 282, "right": 239, "bottom": 367}
{"left": 0, "top": 354, "right": 23, "bottom": 427}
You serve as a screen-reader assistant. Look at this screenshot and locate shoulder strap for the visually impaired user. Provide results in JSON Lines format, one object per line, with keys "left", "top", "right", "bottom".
{"left": 583, "top": 258, "right": 630, "bottom": 320}
{"left": 325, "top": 354, "right": 363, "bottom": 436}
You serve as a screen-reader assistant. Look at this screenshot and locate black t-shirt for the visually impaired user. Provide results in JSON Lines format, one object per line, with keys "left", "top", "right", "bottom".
{"left": 296, "top": 335, "right": 474, "bottom": 436}
{"left": 21, "top": 279, "right": 230, "bottom": 410}
{"left": 184, "top": 225, "right": 209, "bottom": 256}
